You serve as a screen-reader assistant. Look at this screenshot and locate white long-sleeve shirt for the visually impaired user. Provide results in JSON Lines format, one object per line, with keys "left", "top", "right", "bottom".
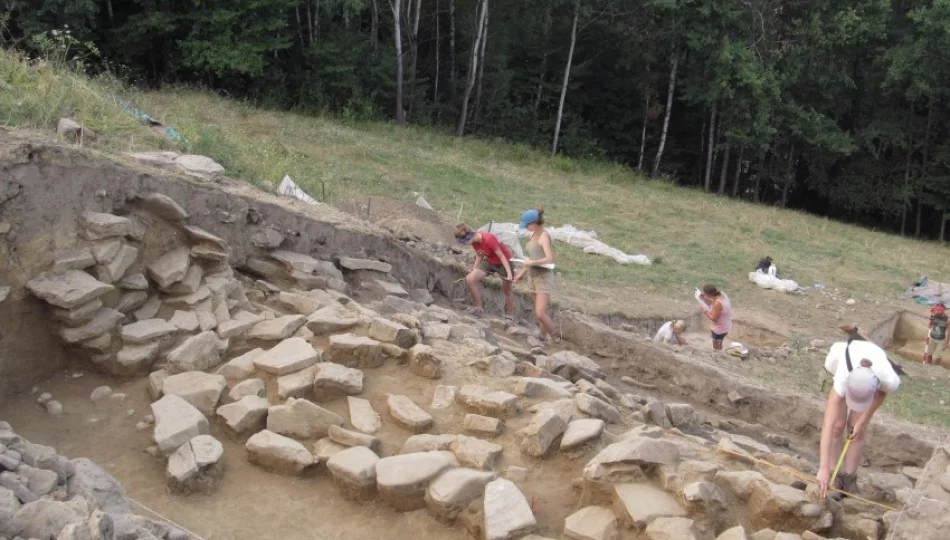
{"left": 824, "top": 340, "right": 901, "bottom": 397}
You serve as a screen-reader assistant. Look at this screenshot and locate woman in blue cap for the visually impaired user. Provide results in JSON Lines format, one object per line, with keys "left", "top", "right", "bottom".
{"left": 513, "top": 207, "right": 557, "bottom": 342}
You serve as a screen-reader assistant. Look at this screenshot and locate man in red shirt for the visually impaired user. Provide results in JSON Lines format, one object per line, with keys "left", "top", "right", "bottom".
{"left": 455, "top": 224, "right": 514, "bottom": 319}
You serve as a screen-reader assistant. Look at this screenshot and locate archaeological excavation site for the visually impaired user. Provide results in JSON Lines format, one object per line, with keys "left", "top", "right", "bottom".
{"left": 0, "top": 138, "right": 948, "bottom": 540}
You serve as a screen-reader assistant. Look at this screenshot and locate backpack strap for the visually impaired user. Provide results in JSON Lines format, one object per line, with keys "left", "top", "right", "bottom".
{"left": 845, "top": 336, "right": 854, "bottom": 372}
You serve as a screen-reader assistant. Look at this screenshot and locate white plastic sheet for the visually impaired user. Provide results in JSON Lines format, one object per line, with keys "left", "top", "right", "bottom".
{"left": 478, "top": 223, "right": 526, "bottom": 260}
{"left": 748, "top": 269, "right": 801, "bottom": 293}
{"left": 277, "top": 175, "right": 320, "bottom": 205}
{"left": 490, "top": 223, "right": 652, "bottom": 266}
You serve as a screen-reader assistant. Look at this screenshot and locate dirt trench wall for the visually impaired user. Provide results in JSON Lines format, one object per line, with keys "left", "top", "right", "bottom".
{"left": 557, "top": 312, "right": 936, "bottom": 468}
{"left": 0, "top": 142, "right": 537, "bottom": 401}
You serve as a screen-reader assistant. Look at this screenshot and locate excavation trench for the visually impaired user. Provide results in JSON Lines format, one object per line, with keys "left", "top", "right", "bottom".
{"left": 0, "top": 140, "right": 939, "bottom": 539}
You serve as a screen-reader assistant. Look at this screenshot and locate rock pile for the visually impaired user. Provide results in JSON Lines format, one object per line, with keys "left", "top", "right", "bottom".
{"left": 0, "top": 422, "right": 190, "bottom": 540}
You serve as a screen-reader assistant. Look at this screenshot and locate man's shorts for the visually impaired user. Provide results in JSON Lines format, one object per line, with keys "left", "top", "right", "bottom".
{"left": 926, "top": 338, "right": 947, "bottom": 358}
{"left": 478, "top": 259, "right": 512, "bottom": 278}
{"left": 711, "top": 331, "right": 729, "bottom": 341}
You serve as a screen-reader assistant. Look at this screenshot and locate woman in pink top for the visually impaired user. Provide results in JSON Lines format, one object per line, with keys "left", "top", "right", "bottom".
{"left": 700, "top": 284, "right": 732, "bottom": 350}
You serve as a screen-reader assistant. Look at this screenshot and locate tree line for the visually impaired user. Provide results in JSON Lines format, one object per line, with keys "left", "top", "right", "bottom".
{"left": 3, "top": 0, "right": 950, "bottom": 240}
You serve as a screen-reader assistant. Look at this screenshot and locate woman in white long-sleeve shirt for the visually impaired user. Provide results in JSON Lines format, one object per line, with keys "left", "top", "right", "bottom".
{"left": 815, "top": 339, "right": 901, "bottom": 498}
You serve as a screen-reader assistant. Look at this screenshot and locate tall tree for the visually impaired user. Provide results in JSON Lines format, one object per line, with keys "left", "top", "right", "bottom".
{"left": 389, "top": 0, "right": 406, "bottom": 125}
{"left": 456, "top": 0, "right": 488, "bottom": 136}
{"left": 551, "top": 0, "right": 579, "bottom": 156}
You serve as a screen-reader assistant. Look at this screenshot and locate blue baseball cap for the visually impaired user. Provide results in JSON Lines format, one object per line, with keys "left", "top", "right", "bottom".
{"left": 520, "top": 209, "right": 540, "bottom": 229}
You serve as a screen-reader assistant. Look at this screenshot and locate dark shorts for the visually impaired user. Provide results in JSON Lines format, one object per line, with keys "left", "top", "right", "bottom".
{"left": 478, "top": 259, "right": 512, "bottom": 278}
{"left": 711, "top": 331, "right": 729, "bottom": 341}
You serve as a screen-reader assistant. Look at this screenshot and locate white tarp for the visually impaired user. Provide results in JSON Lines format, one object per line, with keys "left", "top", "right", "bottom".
{"left": 490, "top": 222, "right": 652, "bottom": 265}
{"left": 478, "top": 223, "right": 526, "bottom": 260}
{"left": 748, "top": 269, "right": 801, "bottom": 293}
{"left": 278, "top": 175, "right": 320, "bottom": 205}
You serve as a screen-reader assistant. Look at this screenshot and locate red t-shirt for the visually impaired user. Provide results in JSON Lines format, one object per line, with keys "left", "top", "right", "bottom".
{"left": 472, "top": 232, "right": 511, "bottom": 265}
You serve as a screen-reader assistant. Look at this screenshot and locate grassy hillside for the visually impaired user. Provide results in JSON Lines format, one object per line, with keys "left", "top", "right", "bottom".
{"left": 3, "top": 49, "right": 949, "bottom": 429}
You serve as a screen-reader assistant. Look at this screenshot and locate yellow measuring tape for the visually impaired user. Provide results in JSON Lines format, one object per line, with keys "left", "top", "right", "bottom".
{"left": 717, "top": 446, "right": 899, "bottom": 512}
{"left": 829, "top": 436, "right": 853, "bottom": 489}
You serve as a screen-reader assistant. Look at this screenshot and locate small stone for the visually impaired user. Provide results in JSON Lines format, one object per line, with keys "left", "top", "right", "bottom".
{"left": 388, "top": 395, "right": 434, "bottom": 433}
{"left": 431, "top": 385, "right": 458, "bottom": 409}
{"left": 161, "top": 372, "right": 227, "bottom": 416}
{"left": 251, "top": 227, "right": 285, "bottom": 249}
{"left": 564, "top": 506, "right": 619, "bottom": 540}
{"left": 217, "top": 348, "right": 262, "bottom": 379}
{"left": 376, "top": 279, "right": 409, "bottom": 297}
{"left": 142, "top": 192, "right": 189, "bottom": 221}
{"left": 327, "top": 446, "right": 380, "bottom": 500}
{"left": 267, "top": 398, "right": 344, "bottom": 439}
{"left": 458, "top": 385, "right": 518, "bottom": 418}
{"left": 46, "top": 401, "right": 64, "bottom": 416}
{"left": 165, "top": 331, "right": 222, "bottom": 373}
{"left": 464, "top": 414, "right": 504, "bottom": 437}
{"left": 117, "top": 272, "right": 148, "bottom": 290}
{"left": 409, "top": 288, "right": 435, "bottom": 306}
{"left": 277, "top": 366, "right": 316, "bottom": 400}
{"left": 169, "top": 310, "right": 200, "bottom": 332}
{"left": 938, "top": 472, "right": 950, "bottom": 492}
{"left": 347, "top": 396, "right": 382, "bottom": 434}
{"left": 90, "top": 386, "right": 113, "bottom": 402}
{"left": 409, "top": 344, "right": 443, "bottom": 379}
{"left": 520, "top": 400, "right": 573, "bottom": 457}
{"left": 37, "top": 392, "right": 52, "bottom": 405}
{"left": 167, "top": 434, "right": 223, "bottom": 494}
{"left": 229, "top": 378, "right": 266, "bottom": 401}
{"left": 716, "top": 526, "right": 748, "bottom": 540}
{"left": 612, "top": 483, "right": 687, "bottom": 529}
{"left": 483, "top": 478, "right": 537, "bottom": 540}
{"left": 121, "top": 318, "right": 178, "bottom": 344}
{"left": 134, "top": 295, "right": 162, "bottom": 321}
{"left": 328, "top": 425, "right": 380, "bottom": 453}
{"left": 96, "top": 244, "right": 138, "bottom": 283}
{"left": 17, "top": 464, "right": 58, "bottom": 496}
{"left": 369, "top": 317, "right": 415, "bottom": 348}
{"left": 53, "top": 247, "right": 96, "bottom": 272}
{"left": 78, "top": 211, "right": 131, "bottom": 240}
{"left": 560, "top": 419, "right": 605, "bottom": 451}
{"left": 517, "top": 377, "right": 573, "bottom": 399}
{"left": 376, "top": 451, "right": 457, "bottom": 511}
{"left": 645, "top": 517, "right": 697, "bottom": 540}
{"left": 148, "top": 247, "right": 191, "bottom": 289}
{"left": 313, "top": 438, "right": 349, "bottom": 461}
{"left": 306, "top": 307, "right": 360, "bottom": 335}
{"left": 728, "top": 391, "right": 745, "bottom": 404}
{"left": 148, "top": 370, "right": 169, "bottom": 400}
{"left": 53, "top": 298, "right": 103, "bottom": 325}
{"left": 246, "top": 430, "right": 315, "bottom": 475}
{"left": 506, "top": 466, "right": 528, "bottom": 483}
{"left": 574, "top": 393, "right": 621, "bottom": 424}
{"left": 324, "top": 333, "right": 384, "bottom": 368}
{"left": 666, "top": 404, "right": 697, "bottom": 429}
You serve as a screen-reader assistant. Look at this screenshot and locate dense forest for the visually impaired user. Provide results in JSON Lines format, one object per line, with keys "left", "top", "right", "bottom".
{"left": 3, "top": 0, "right": 950, "bottom": 240}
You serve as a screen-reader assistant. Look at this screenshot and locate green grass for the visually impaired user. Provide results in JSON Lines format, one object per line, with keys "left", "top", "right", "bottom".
{"left": 3, "top": 49, "right": 949, "bottom": 429}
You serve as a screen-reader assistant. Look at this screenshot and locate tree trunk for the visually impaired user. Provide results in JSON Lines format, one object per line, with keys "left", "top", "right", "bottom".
{"left": 551, "top": 1, "right": 579, "bottom": 157}
{"left": 314, "top": 0, "right": 321, "bottom": 42}
{"left": 941, "top": 213, "right": 947, "bottom": 242}
{"left": 704, "top": 103, "right": 717, "bottom": 192}
{"left": 781, "top": 145, "right": 794, "bottom": 208}
{"left": 433, "top": 0, "right": 440, "bottom": 119}
{"left": 391, "top": 0, "right": 405, "bottom": 126}
{"left": 534, "top": 56, "right": 547, "bottom": 112}
{"left": 652, "top": 53, "right": 677, "bottom": 177}
{"left": 295, "top": 4, "right": 304, "bottom": 47}
{"left": 637, "top": 92, "right": 649, "bottom": 172}
{"left": 473, "top": 7, "right": 490, "bottom": 129}
{"left": 305, "top": 1, "right": 314, "bottom": 44}
{"left": 918, "top": 103, "right": 934, "bottom": 237}
{"left": 731, "top": 146, "right": 744, "bottom": 197}
{"left": 450, "top": 0, "right": 457, "bottom": 104}
{"left": 371, "top": 0, "right": 379, "bottom": 58}
{"left": 718, "top": 144, "right": 730, "bottom": 194}
{"left": 105, "top": 0, "right": 114, "bottom": 22}
{"left": 456, "top": 0, "right": 488, "bottom": 136}
{"left": 407, "top": 0, "right": 422, "bottom": 121}
{"left": 753, "top": 151, "right": 766, "bottom": 203}
{"left": 901, "top": 143, "right": 912, "bottom": 236}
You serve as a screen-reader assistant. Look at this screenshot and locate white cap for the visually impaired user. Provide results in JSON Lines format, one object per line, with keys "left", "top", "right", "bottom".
{"left": 845, "top": 367, "right": 880, "bottom": 412}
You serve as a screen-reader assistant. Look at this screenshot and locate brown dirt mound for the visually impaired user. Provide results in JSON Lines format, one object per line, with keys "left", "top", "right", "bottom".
{"left": 334, "top": 196, "right": 456, "bottom": 245}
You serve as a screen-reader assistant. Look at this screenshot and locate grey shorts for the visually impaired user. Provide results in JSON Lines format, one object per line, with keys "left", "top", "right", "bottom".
{"left": 478, "top": 259, "right": 512, "bottom": 278}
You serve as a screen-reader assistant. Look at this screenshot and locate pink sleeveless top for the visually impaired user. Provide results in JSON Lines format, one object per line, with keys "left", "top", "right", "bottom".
{"left": 711, "top": 293, "right": 732, "bottom": 334}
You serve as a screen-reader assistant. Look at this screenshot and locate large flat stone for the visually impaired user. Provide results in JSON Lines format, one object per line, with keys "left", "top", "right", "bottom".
{"left": 26, "top": 270, "right": 113, "bottom": 309}
{"left": 52, "top": 298, "right": 102, "bottom": 325}
{"left": 575, "top": 393, "right": 621, "bottom": 424}
{"left": 458, "top": 385, "right": 518, "bottom": 418}
{"left": 340, "top": 257, "right": 392, "bottom": 273}
{"left": 426, "top": 468, "right": 496, "bottom": 521}
{"left": 267, "top": 398, "right": 344, "bottom": 439}
{"left": 277, "top": 366, "right": 317, "bottom": 399}
{"left": 328, "top": 425, "right": 380, "bottom": 453}
{"left": 162, "top": 372, "right": 227, "bottom": 416}
{"left": 325, "top": 333, "right": 384, "bottom": 368}
{"left": 327, "top": 446, "right": 380, "bottom": 500}
{"left": 369, "top": 317, "right": 415, "bottom": 348}
{"left": 216, "top": 311, "right": 263, "bottom": 339}
{"left": 306, "top": 306, "right": 360, "bottom": 335}
{"left": 313, "top": 362, "right": 364, "bottom": 401}
{"left": 163, "top": 285, "right": 211, "bottom": 308}
{"left": 148, "top": 247, "right": 191, "bottom": 289}
{"left": 464, "top": 414, "right": 504, "bottom": 437}
{"left": 59, "top": 308, "right": 123, "bottom": 344}
{"left": 278, "top": 291, "right": 323, "bottom": 316}
{"left": 612, "top": 483, "right": 686, "bottom": 528}
{"left": 165, "top": 331, "right": 221, "bottom": 373}
{"left": 271, "top": 251, "right": 343, "bottom": 279}
{"left": 585, "top": 437, "right": 680, "bottom": 483}
{"left": 564, "top": 506, "right": 619, "bottom": 540}
{"left": 121, "top": 318, "right": 178, "bottom": 344}
{"left": 151, "top": 395, "right": 210, "bottom": 455}
{"left": 96, "top": 244, "right": 138, "bottom": 284}
{"left": 253, "top": 337, "right": 319, "bottom": 375}
{"left": 561, "top": 419, "right": 605, "bottom": 451}
{"left": 484, "top": 478, "right": 537, "bottom": 540}
{"left": 216, "top": 348, "right": 262, "bottom": 379}
{"left": 78, "top": 211, "right": 132, "bottom": 240}
{"left": 217, "top": 395, "right": 270, "bottom": 433}
{"left": 520, "top": 400, "right": 573, "bottom": 457}
{"left": 376, "top": 451, "right": 457, "bottom": 511}
{"left": 91, "top": 239, "right": 122, "bottom": 265}
{"left": 113, "top": 342, "right": 162, "bottom": 375}
{"left": 388, "top": 395, "right": 434, "bottom": 433}
{"left": 142, "top": 192, "right": 189, "bottom": 221}
{"left": 517, "top": 377, "right": 573, "bottom": 399}
{"left": 53, "top": 247, "right": 95, "bottom": 272}
{"left": 246, "top": 430, "right": 314, "bottom": 475}
{"left": 247, "top": 315, "right": 307, "bottom": 341}
{"left": 348, "top": 396, "right": 382, "bottom": 434}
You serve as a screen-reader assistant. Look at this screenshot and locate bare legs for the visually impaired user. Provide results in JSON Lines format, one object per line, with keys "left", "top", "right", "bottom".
{"left": 502, "top": 280, "right": 513, "bottom": 317}
{"left": 534, "top": 292, "right": 556, "bottom": 339}
{"left": 466, "top": 269, "right": 514, "bottom": 317}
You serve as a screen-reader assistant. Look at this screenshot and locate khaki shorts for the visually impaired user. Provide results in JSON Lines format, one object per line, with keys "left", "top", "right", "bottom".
{"left": 926, "top": 338, "right": 947, "bottom": 358}
{"left": 477, "top": 259, "right": 512, "bottom": 278}
{"left": 528, "top": 268, "right": 555, "bottom": 295}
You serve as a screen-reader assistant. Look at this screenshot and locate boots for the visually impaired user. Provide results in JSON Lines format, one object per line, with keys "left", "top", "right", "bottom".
{"left": 833, "top": 473, "right": 859, "bottom": 497}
